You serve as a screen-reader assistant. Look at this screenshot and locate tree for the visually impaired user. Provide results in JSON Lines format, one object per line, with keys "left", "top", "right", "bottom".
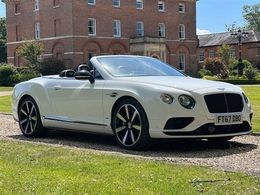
{"left": 17, "top": 41, "right": 44, "bottom": 72}
{"left": 0, "top": 17, "right": 7, "bottom": 63}
{"left": 243, "top": 3, "right": 260, "bottom": 32}
{"left": 217, "top": 44, "right": 232, "bottom": 67}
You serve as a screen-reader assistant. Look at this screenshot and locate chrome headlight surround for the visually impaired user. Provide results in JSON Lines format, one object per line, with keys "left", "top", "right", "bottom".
{"left": 178, "top": 95, "right": 196, "bottom": 109}
{"left": 160, "top": 94, "right": 174, "bottom": 104}
{"left": 242, "top": 93, "right": 249, "bottom": 104}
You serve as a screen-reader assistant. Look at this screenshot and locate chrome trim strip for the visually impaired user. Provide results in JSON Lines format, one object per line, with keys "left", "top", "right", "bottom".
{"left": 43, "top": 116, "right": 107, "bottom": 127}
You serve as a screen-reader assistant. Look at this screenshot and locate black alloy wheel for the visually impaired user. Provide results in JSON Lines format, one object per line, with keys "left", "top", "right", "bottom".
{"left": 112, "top": 99, "right": 150, "bottom": 150}
{"left": 18, "top": 97, "right": 46, "bottom": 138}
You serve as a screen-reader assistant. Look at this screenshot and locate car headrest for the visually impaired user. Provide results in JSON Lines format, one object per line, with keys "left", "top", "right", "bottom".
{"left": 59, "top": 70, "right": 75, "bottom": 77}
{"left": 77, "top": 64, "right": 91, "bottom": 72}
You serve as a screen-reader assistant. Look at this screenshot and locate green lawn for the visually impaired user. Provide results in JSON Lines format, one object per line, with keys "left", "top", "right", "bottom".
{"left": 0, "top": 140, "right": 259, "bottom": 194}
{"left": 242, "top": 86, "right": 260, "bottom": 132}
{"left": 0, "top": 87, "right": 13, "bottom": 92}
{"left": 0, "top": 96, "right": 11, "bottom": 113}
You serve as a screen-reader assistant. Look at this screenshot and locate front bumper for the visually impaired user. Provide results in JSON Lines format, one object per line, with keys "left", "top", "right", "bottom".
{"left": 147, "top": 94, "right": 253, "bottom": 139}
{"left": 163, "top": 121, "right": 251, "bottom": 137}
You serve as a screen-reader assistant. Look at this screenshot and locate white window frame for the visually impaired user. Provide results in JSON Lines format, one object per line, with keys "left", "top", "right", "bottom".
{"left": 199, "top": 51, "right": 205, "bottom": 63}
{"left": 34, "top": 0, "right": 40, "bottom": 11}
{"left": 136, "top": 21, "right": 144, "bottom": 37}
{"left": 158, "top": 23, "right": 165, "bottom": 37}
{"left": 209, "top": 50, "right": 215, "bottom": 58}
{"left": 53, "top": 0, "right": 60, "bottom": 8}
{"left": 15, "top": 3, "right": 21, "bottom": 14}
{"left": 113, "top": 20, "right": 121, "bottom": 37}
{"left": 179, "top": 53, "right": 186, "bottom": 71}
{"left": 178, "top": 3, "right": 185, "bottom": 13}
{"left": 158, "top": 1, "right": 165, "bottom": 12}
{"left": 179, "top": 24, "right": 185, "bottom": 40}
{"left": 88, "top": 0, "right": 96, "bottom": 6}
{"left": 136, "top": 0, "right": 143, "bottom": 10}
{"left": 230, "top": 48, "right": 236, "bottom": 59}
{"left": 113, "top": 0, "right": 120, "bottom": 8}
{"left": 35, "top": 22, "right": 40, "bottom": 39}
{"left": 88, "top": 18, "right": 96, "bottom": 36}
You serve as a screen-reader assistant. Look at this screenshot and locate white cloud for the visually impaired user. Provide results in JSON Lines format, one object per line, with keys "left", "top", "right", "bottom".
{"left": 196, "top": 28, "right": 211, "bottom": 35}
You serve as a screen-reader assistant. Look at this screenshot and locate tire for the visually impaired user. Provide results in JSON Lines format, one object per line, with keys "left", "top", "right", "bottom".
{"left": 112, "top": 98, "right": 150, "bottom": 150}
{"left": 208, "top": 136, "right": 234, "bottom": 142}
{"left": 18, "top": 96, "right": 47, "bottom": 138}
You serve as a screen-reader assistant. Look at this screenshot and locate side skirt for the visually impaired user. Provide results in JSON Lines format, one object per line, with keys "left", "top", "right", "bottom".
{"left": 42, "top": 116, "right": 113, "bottom": 135}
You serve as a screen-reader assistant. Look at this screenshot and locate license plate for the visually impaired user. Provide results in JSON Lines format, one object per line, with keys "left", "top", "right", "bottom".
{"left": 215, "top": 114, "right": 242, "bottom": 126}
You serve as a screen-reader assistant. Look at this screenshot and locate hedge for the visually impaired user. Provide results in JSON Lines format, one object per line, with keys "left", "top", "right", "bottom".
{"left": 215, "top": 79, "right": 260, "bottom": 85}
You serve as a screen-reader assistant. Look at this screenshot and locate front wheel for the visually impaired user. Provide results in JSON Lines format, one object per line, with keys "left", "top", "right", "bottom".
{"left": 112, "top": 99, "right": 150, "bottom": 150}
{"left": 18, "top": 97, "right": 47, "bottom": 138}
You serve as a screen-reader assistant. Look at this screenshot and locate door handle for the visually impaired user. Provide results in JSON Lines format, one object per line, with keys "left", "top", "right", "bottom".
{"left": 106, "top": 92, "right": 118, "bottom": 97}
{"left": 54, "top": 86, "right": 62, "bottom": 91}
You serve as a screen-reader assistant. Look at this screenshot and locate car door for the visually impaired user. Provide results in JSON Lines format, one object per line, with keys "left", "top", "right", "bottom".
{"left": 47, "top": 78, "right": 105, "bottom": 126}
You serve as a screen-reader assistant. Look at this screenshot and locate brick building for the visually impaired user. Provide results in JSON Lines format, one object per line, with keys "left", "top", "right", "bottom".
{"left": 198, "top": 31, "right": 260, "bottom": 68}
{"left": 3, "top": 0, "right": 198, "bottom": 74}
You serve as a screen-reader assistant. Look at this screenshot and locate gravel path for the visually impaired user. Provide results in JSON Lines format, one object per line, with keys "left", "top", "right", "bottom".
{"left": 0, "top": 91, "right": 12, "bottom": 97}
{"left": 0, "top": 113, "right": 259, "bottom": 175}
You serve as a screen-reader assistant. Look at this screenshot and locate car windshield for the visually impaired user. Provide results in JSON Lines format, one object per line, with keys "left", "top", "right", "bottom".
{"left": 97, "top": 56, "right": 185, "bottom": 77}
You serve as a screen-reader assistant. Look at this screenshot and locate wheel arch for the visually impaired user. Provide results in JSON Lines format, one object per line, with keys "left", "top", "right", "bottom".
{"left": 110, "top": 95, "right": 148, "bottom": 127}
{"left": 18, "top": 94, "right": 35, "bottom": 111}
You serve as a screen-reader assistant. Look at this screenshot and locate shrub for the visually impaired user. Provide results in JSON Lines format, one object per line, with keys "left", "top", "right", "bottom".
{"left": 228, "top": 75, "right": 239, "bottom": 80}
{"left": 39, "top": 58, "right": 66, "bottom": 75}
{"left": 0, "top": 63, "right": 11, "bottom": 67}
{"left": 197, "top": 69, "right": 212, "bottom": 78}
{"left": 203, "top": 75, "right": 218, "bottom": 80}
{"left": 230, "top": 59, "right": 253, "bottom": 70}
{"left": 244, "top": 65, "right": 258, "bottom": 80}
{"left": 0, "top": 65, "right": 16, "bottom": 86}
{"left": 11, "top": 72, "right": 39, "bottom": 84}
{"left": 203, "top": 58, "right": 229, "bottom": 79}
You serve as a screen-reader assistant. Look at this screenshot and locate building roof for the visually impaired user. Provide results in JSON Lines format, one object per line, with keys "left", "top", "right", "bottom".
{"left": 198, "top": 30, "right": 260, "bottom": 47}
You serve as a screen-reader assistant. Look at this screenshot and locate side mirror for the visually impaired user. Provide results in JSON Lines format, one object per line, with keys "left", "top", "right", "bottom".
{"left": 75, "top": 70, "right": 95, "bottom": 84}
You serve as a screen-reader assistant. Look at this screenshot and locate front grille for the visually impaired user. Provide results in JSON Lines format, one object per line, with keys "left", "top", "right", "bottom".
{"left": 204, "top": 93, "right": 243, "bottom": 113}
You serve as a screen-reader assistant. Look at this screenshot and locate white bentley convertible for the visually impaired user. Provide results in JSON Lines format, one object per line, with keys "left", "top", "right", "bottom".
{"left": 12, "top": 55, "right": 253, "bottom": 150}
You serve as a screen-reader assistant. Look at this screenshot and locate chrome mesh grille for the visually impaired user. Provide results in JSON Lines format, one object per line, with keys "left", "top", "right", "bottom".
{"left": 204, "top": 93, "right": 243, "bottom": 113}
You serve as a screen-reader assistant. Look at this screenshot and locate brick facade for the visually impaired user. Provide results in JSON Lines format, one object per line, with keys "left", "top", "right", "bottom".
{"left": 198, "top": 31, "right": 260, "bottom": 69}
{"left": 4, "top": 0, "right": 198, "bottom": 74}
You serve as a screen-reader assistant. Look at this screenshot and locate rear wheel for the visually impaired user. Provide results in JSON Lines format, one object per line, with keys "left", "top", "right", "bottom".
{"left": 112, "top": 99, "right": 150, "bottom": 150}
{"left": 18, "top": 97, "right": 47, "bottom": 138}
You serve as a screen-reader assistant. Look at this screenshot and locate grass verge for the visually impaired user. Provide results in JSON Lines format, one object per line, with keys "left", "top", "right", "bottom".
{"left": 0, "top": 96, "right": 11, "bottom": 113}
{"left": 242, "top": 86, "right": 260, "bottom": 133}
{"left": 0, "top": 87, "right": 13, "bottom": 92}
{"left": 0, "top": 140, "right": 259, "bottom": 194}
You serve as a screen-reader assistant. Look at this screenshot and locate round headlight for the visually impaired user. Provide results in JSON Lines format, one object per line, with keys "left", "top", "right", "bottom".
{"left": 178, "top": 95, "right": 196, "bottom": 109}
{"left": 160, "top": 94, "right": 174, "bottom": 104}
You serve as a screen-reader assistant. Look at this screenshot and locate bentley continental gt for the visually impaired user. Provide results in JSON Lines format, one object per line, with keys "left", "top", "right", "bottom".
{"left": 12, "top": 55, "right": 253, "bottom": 150}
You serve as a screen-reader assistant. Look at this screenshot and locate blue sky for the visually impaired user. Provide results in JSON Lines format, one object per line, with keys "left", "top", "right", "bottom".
{"left": 196, "top": 0, "right": 259, "bottom": 34}
{"left": 0, "top": 0, "right": 259, "bottom": 35}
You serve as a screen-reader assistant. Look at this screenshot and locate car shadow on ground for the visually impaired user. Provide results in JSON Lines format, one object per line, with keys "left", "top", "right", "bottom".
{"left": 9, "top": 130, "right": 257, "bottom": 159}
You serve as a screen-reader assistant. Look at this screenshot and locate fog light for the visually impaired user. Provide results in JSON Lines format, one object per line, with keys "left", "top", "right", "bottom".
{"left": 208, "top": 125, "right": 215, "bottom": 133}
